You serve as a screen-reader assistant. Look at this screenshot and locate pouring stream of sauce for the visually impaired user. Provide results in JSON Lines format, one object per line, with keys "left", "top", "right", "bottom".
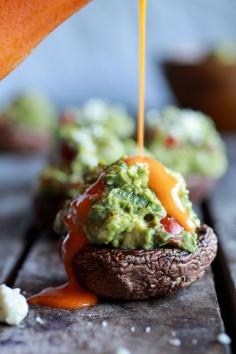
{"left": 28, "top": 0, "right": 195, "bottom": 309}
{"left": 137, "top": 0, "right": 147, "bottom": 155}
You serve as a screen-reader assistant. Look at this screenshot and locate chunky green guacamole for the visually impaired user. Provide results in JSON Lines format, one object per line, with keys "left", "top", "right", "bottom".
{"left": 85, "top": 159, "right": 200, "bottom": 253}
{"left": 146, "top": 107, "right": 227, "bottom": 178}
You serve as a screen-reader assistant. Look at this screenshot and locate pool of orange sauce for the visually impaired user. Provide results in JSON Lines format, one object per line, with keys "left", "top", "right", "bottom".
{"left": 28, "top": 0, "right": 196, "bottom": 310}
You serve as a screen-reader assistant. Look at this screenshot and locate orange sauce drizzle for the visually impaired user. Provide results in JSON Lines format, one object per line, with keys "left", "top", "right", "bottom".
{"left": 28, "top": 175, "right": 104, "bottom": 309}
{"left": 28, "top": 0, "right": 195, "bottom": 310}
{"left": 137, "top": 0, "right": 147, "bottom": 155}
{"left": 125, "top": 156, "right": 196, "bottom": 232}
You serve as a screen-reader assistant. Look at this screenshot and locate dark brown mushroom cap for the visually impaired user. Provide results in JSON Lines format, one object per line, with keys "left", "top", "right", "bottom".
{"left": 72, "top": 225, "right": 217, "bottom": 301}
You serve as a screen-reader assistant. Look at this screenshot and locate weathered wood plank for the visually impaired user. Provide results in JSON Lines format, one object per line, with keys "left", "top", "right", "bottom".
{"left": 0, "top": 154, "right": 45, "bottom": 283}
{"left": 209, "top": 135, "right": 236, "bottom": 289}
{"left": 0, "top": 213, "right": 27, "bottom": 284}
{"left": 0, "top": 237, "right": 229, "bottom": 354}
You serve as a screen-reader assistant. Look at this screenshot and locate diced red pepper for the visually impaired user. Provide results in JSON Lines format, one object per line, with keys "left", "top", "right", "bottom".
{"left": 160, "top": 216, "right": 183, "bottom": 235}
{"left": 165, "top": 135, "right": 177, "bottom": 148}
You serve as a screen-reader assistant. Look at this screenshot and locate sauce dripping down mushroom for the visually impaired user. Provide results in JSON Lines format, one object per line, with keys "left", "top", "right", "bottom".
{"left": 28, "top": 176, "right": 104, "bottom": 308}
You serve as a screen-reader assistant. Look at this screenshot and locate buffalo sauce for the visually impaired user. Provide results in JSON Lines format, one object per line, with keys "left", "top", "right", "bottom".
{"left": 125, "top": 156, "right": 196, "bottom": 232}
{"left": 134, "top": 1, "right": 195, "bottom": 233}
{"left": 28, "top": 0, "right": 196, "bottom": 310}
{"left": 28, "top": 175, "right": 104, "bottom": 309}
{"left": 137, "top": 0, "right": 147, "bottom": 155}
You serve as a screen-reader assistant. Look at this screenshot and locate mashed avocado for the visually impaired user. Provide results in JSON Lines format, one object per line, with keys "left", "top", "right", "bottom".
{"left": 85, "top": 159, "right": 200, "bottom": 253}
{"left": 146, "top": 107, "right": 227, "bottom": 178}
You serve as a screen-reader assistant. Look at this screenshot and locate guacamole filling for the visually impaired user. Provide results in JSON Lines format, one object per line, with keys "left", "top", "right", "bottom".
{"left": 83, "top": 159, "right": 200, "bottom": 253}
{"left": 146, "top": 107, "right": 228, "bottom": 178}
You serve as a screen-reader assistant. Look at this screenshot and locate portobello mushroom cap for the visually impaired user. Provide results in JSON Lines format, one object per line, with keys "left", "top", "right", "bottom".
{"left": 73, "top": 225, "right": 217, "bottom": 300}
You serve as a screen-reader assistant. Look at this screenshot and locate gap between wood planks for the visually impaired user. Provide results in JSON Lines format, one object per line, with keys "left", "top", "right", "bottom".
{"left": 202, "top": 200, "right": 236, "bottom": 354}
{"left": 5, "top": 223, "right": 41, "bottom": 288}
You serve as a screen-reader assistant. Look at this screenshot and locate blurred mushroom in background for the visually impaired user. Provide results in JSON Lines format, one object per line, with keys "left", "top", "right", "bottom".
{"left": 0, "top": 90, "right": 56, "bottom": 153}
{"left": 146, "top": 106, "right": 228, "bottom": 202}
{"left": 163, "top": 41, "right": 236, "bottom": 131}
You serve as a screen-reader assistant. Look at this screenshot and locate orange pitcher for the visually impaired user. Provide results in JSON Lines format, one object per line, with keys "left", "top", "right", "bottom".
{"left": 0, "top": 0, "right": 91, "bottom": 80}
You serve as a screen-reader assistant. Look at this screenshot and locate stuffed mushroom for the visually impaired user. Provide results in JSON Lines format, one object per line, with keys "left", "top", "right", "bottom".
{"left": 146, "top": 107, "right": 228, "bottom": 202}
{"left": 0, "top": 90, "right": 56, "bottom": 153}
{"left": 65, "top": 157, "right": 217, "bottom": 300}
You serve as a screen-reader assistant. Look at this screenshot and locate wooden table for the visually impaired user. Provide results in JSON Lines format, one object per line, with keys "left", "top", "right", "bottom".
{"left": 0, "top": 137, "right": 235, "bottom": 354}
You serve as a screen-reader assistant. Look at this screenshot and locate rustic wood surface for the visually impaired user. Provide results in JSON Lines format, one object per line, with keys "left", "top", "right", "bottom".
{"left": 207, "top": 135, "right": 236, "bottom": 350}
{"left": 0, "top": 212, "right": 27, "bottom": 284}
{"left": 209, "top": 135, "right": 236, "bottom": 289}
{"left": 0, "top": 154, "right": 45, "bottom": 284}
{"left": 0, "top": 147, "right": 234, "bottom": 354}
{"left": 0, "top": 238, "right": 228, "bottom": 354}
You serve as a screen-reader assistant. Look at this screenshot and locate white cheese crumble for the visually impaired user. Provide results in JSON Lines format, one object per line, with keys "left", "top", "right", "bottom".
{"left": 0, "top": 284, "right": 28, "bottom": 325}
{"left": 102, "top": 320, "right": 108, "bottom": 328}
{"left": 168, "top": 338, "right": 182, "bottom": 347}
{"left": 217, "top": 333, "right": 231, "bottom": 345}
{"left": 35, "top": 316, "right": 44, "bottom": 325}
{"left": 115, "top": 347, "right": 131, "bottom": 354}
{"left": 145, "top": 326, "right": 151, "bottom": 333}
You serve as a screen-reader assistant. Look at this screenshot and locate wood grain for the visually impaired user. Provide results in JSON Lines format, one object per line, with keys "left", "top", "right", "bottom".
{"left": 0, "top": 236, "right": 228, "bottom": 354}
{"left": 0, "top": 154, "right": 44, "bottom": 283}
